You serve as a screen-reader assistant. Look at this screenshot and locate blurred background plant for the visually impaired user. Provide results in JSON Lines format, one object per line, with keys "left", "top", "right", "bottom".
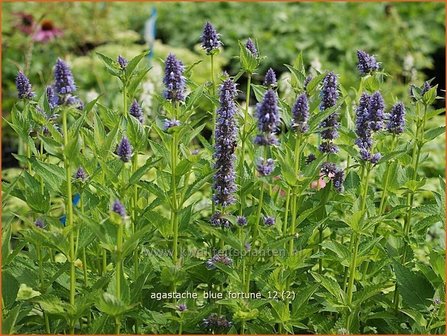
{"left": 2, "top": 2, "right": 445, "bottom": 168}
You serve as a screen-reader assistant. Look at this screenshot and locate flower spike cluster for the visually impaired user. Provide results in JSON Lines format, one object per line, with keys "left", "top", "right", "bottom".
{"left": 201, "top": 22, "right": 221, "bottom": 55}
{"left": 387, "top": 102, "right": 406, "bottom": 135}
{"left": 16, "top": 71, "right": 35, "bottom": 100}
{"left": 245, "top": 38, "right": 258, "bottom": 57}
{"left": 54, "top": 58, "right": 76, "bottom": 95}
{"left": 319, "top": 72, "right": 340, "bottom": 153}
{"left": 163, "top": 53, "right": 186, "bottom": 102}
{"left": 292, "top": 93, "right": 309, "bottom": 133}
{"left": 117, "top": 136, "right": 132, "bottom": 162}
{"left": 264, "top": 68, "right": 277, "bottom": 87}
{"left": 129, "top": 100, "right": 143, "bottom": 123}
{"left": 254, "top": 89, "right": 280, "bottom": 145}
{"left": 212, "top": 78, "right": 238, "bottom": 207}
{"left": 357, "top": 50, "right": 380, "bottom": 76}
{"left": 355, "top": 91, "right": 385, "bottom": 163}
{"left": 112, "top": 199, "right": 126, "bottom": 218}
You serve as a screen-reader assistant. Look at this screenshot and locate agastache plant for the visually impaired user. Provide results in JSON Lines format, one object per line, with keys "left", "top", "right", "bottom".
{"left": 129, "top": 99, "right": 143, "bottom": 123}
{"left": 245, "top": 38, "right": 258, "bottom": 57}
{"left": 16, "top": 71, "right": 35, "bottom": 99}
{"left": 264, "top": 68, "right": 277, "bottom": 87}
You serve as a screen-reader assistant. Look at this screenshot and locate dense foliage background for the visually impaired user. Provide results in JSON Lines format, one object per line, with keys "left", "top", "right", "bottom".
{"left": 2, "top": 2, "right": 446, "bottom": 335}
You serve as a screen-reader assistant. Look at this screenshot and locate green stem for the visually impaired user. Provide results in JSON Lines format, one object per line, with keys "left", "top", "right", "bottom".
{"left": 239, "top": 74, "right": 252, "bottom": 216}
{"left": 378, "top": 136, "right": 398, "bottom": 216}
{"left": 346, "top": 164, "right": 371, "bottom": 329}
{"left": 283, "top": 188, "right": 291, "bottom": 250}
{"left": 289, "top": 134, "right": 302, "bottom": 256}
{"left": 115, "top": 218, "right": 124, "bottom": 334}
{"left": 63, "top": 109, "right": 76, "bottom": 334}
{"left": 394, "top": 103, "right": 427, "bottom": 309}
{"left": 318, "top": 225, "right": 323, "bottom": 273}
{"left": 171, "top": 130, "right": 179, "bottom": 265}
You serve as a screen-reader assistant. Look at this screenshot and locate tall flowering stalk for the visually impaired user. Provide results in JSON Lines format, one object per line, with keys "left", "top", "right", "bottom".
{"left": 164, "top": 53, "right": 186, "bottom": 265}
{"left": 357, "top": 50, "right": 380, "bottom": 76}
{"left": 253, "top": 89, "right": 279, "bottom": 237}
{"left": 288, "top": 93, "right": 309, "bottom": 255}
{"left": 54, "top": 58, "right": 77, "bottom": 333}
{"left": 346, "top": 90, "right": 386, "bottom": 329}
{"left": 394, "top": 85, "right": 433, "bottom": 310}
{"left": 15, "top": 71, "right": 34, "bottom": 172}
{"left": 212, "top": 78, "right": 238, "bottom": 208}
{"left": 201, "top": 22, "right": 221, "bottom": 146}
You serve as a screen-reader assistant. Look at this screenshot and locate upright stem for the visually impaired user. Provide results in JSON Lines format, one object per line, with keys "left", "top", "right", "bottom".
{"left": 63, "top": 109, "right": 76, "bottom": 335}
{"left": 239, "top": 74, "right": 252, "bottom": 216}
{"left": 210, "top": 54, "right": 216, "bottom": 147}
{"left": 131, "top": 154, "right": 139, "bottom": 278}
{"left": 289, "top": 134, "right": 302, "bottom": 256}
{"left": 171, "top": 131, "right": 179, "bottom": 265}
{"left": 378, "top": 136, "right": 397, "bottom": 216}
{"left": 346, "top": 164, "right": 371, "bottom": 329}
{"left": 115, "top": 218, "right": 124, "bottom": 335}
{"left": 393, "top": 103, "right": 427, "bottom": 309}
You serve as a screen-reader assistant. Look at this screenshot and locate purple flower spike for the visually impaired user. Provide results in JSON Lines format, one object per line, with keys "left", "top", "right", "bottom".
{"left": 264, "top": 216, "right": 275, "bottom": 227}
{"left": 319, "top": 72, "right": 340, "bottom": 153}
{"left": 112, "top": 199, "right": 126, "bottom": 218}
{"left": 237, "top": 216, "right": 247, "bottom": 226}
{"left": 357, "top": 50, "right": 380, "bottom": 76}
{"left": 203, "top": 313, "right": 232, "bottom": 329}
{"left": 255, "top": 89, "right": 279, "bottom": 135}
{"left": 213, "top": 79, "right": 238, "bottom": 207}
{"left": 368, "top": 91, "right": 385, "bottom": 131}
{"left": 201, "top": 22, "right": 221, "bottom": 55}
{"left": 163, "top": 119, "right": 181, "bottom": 131}
{"left": 74, "top": 166, "right": 87, "bottom": 182}
{"left": 387, "top": 102, "right": 406, "bottom": 135}
{"left": 117, "top": 55, "right": 128, "bottom": 69}
{"left": 54, "top": 58, "right": 76, "bottom": 95}
{"left": 35, "top": 218, "right": 45, "bottom": 229}
{"left": 178, "top": 304, "right": 187, "bottom": 312}
{"left": 129, "top": 100, "right": 143, "bottom": 123}
{"left": 210, "top": 212, "right": 231, "bottom": 228}
{"left": 245, "top": 38, "right": 258, "bottom": 57}
{"left": 263, "top": 68, "right": 277, "bottom": 87}
{"left": 46, "top": 86, "right": 59, "bottom": 109}
{"left": 256, "top": 158, "right": 275, "bottom": 176}
{"left": 117, "top": 136, "right": 132, "bottom": 162}
{"left": 292, "top": 93, "right": 309, "bottom": 133}
{"left": 333, "top": 169, "right": 344, "bottom": 192}
{"left": 205, "top": 254, "right": 233, "bottom": 270}
{"left": 163, "top": 53, "right": 186, "bottom": 102}
{"left": 16, "top": 71, "right": 35, "bottom": 99}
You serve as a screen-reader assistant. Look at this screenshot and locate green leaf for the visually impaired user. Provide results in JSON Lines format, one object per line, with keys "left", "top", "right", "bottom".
{"left": 239, "top": 40, "right": 259, "bottom": 73}
{"left": 393, "top": 261, "right": 434, "bottom": 307}
{"left": 125, "top": 50, "right": 149, "bottom": 79}
{"left": 126, "top": 115, "right": 146, "bottom": 150}
{"left": 97, "top": 292, "right": 133, "bottom": 317}
{"left": 422, "top": 85, "right": 437, "bottom": 105}
{"left": 36, "top": 295, "right": 68, "bottom": 315}
{"left": 96, "top": 52, "right": 120, "bottom": 77}
{"left": 424, "top": 126, "right": 445, "bottom": 142}
{"left": 401, "top": 308, "right": 427, "bottom": 328}
{"left": 251, "top": 84, "right": 266, "bottom": 102}
{"left": 30, "top": 159, "right": 66, "bottom": 192}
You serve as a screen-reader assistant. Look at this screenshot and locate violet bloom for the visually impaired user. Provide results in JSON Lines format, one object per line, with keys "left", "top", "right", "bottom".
{"left": 16, "top": 71, "right": 34, "bottom": 99}
{"left": 35, "top": 218, "right": 45, "bottom": 229}
{"left": 320, "top": 162, "right": 337, "bottom": 178}
{"left": 332, "top": 169, "right": 344, "bottom": 192}
{"left": 213, "top": 79, "right": 238, "bottom": 207}
{"left": 54, "top": 58, "right": 76, "bottom": 95}
{"left": 178, "top": 304, "right": 187, "bottom": 312}
{"left": 421, "top": 81, "right": 431, "bottom": 95}
{"left": 117, "top": 136, "right": 132, "bottom": 162}
{"left": 256, "top": 158, "right": 275, "bottom": 176}
{"left": 321, "top": 162, "right": 344, "bottom": 192}
{"left": 236, "top": 216, "right": 247, "bottom": 226}
{"left": 255, "top": 89, "right": 280, "bottom": 144}
{"left": 387, "top": 102, "right": 406, "bottom": 135}
{"left": 129, "top": 100, "right": 143, "bottom": 123}
{"left": 253, "top": 134, "right": 279, "bottom": 146}
{"left": 263, "top": 68, "right": 277, "bottom": 87}
{"left": 46, "top": 86, "right": 59, "bottom": 109}
{"left": 245, "top": 38, "right": 258, "bottom": 57}
{"left": 163, "top": 53, "right": 186, "bottom": 102}
{"left": 319, "top": 72, "right": 339, "bottom": 153}
{"left": 112, "top": 199, "right": 126, "bottom": 218}
{"left": 33, "top": 19, "right": 63, "bottom": 43}
{"left": 357, "top": 50, "right": 380, "bottom": 76}
{"left": 66, "top": 95, "right": 84, "bottom": 110}
{"left": 74, "top": 167, "right": 87, "bottom": 182}
{"left": 117, "top": 55, "right": 128, "bottom": 70}
{"left": 210, "top": 212, "right": 231, "bottom": 228}
{"left": 264, "top": 216, "right": 275, "bottom": 227}
{"left": 368, "top": 91, "right": 385, "bottom": 131}
{"left": 306, "top": 153, "right": 316, "bottom": 164}
{"left": 203, "top": 313, "right": 232, "bottom": 329}
{"left": 292, "top": 93, "right": 309, "bottom": 133}
{"left": 304, "top": 75, "right": 313, "bottom": 90}
{"left": 163, "top": 119, "right": 181, "bottom": 131}
{"left": 205, "top": 254, "right": 233, "bottom": 270}
{"left": 201, "top": 22, "right": 221, "bottom": 55}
